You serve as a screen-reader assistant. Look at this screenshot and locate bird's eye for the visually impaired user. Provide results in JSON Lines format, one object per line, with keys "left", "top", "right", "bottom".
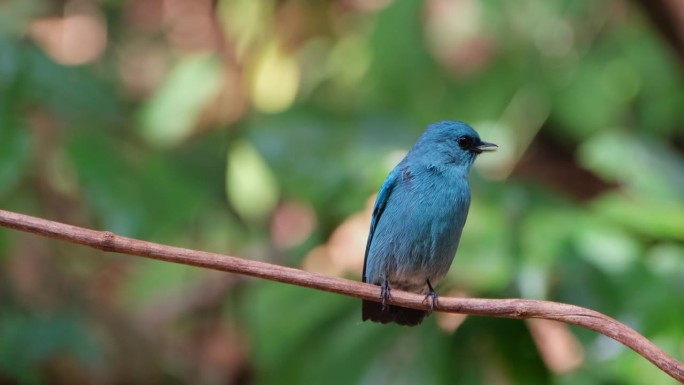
{"left": 457, "top": 136, "right": 473, "bottom": 150}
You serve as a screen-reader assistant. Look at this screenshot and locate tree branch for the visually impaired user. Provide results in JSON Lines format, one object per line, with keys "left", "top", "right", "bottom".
{"left": 1, "top": 208, "right": 683, "bottom": 383}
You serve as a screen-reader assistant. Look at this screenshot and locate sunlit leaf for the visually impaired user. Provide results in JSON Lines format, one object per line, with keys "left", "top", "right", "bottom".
{"left": 249, "top": 41, "right": 300, "bottom": 114}
{"left": 591, "top": 193, "right": 684, "bottom": 240}
{"left": 226, "top": 140, "right": 279, "bottom": 222}
{"left": 579, "top": 131, "right": 684, "bottom": 202}
{"left": 140, "top": 54, "right": 224, "bottom": 148}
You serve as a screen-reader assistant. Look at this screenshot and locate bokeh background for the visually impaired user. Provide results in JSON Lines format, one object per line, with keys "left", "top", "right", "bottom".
{"left": 1, "top": 0, "right": 684, "bottom": 384}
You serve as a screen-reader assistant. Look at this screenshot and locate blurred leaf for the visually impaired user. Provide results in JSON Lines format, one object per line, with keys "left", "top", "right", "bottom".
{"left": 218, "top": 0, "right": 273, "bottom": 58}
{"left": 140, "top": 54, "right": 225, "bottom": 148}
{"left": 0, "top": 1, "right": 45, "bottom": 38}
{"left": 646, "top": 243, "right": 684, "bottom": 279}
{"left": 591, "top": 193, "right": 684, "bottom": 241}
{"left": 579, "top": 130, "right": 684, "bottom": 201}
{"left": 249, "top": 41, "right": 300, "bottom": 114}
{"left": 516, "top": 204, "right": 580, "bottom": 298}
{"left": 246, "top": 281, "right": 375, "bottom": 385}
{"left": 67, "top": 132, "right": 146, "bottom": 236}
{"left": 25, "top": 46, "right": 121, "bottom": 124}
{"left": 618, "top": 25, "right": 684, "bottom": 135}
{"left": 574, "top": 222, "right": 641, "bottom": 275}
{"left": 0, "top": 311, "right": 102, "bottom": 381}
{"left": 0, "top": 121, "right": 31, "bottom": 198}
{"left": 552, "top": 59, "right": 625, "bottom": 139}
{"left": 451, "top": 194, "right": 514, "bottom": 292}
{"left": 226, "top": 140, "right": 279, "bottom": 222}
{"left": 121, "top": 259, "right": 203, "bottom": 308}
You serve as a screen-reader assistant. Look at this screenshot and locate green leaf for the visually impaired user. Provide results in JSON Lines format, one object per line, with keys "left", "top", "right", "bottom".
{"left": 226, "top": 140, "right": 279, "bottom": 222}
{"left": 140, "top": 54, "right": 224, "bottom": 148}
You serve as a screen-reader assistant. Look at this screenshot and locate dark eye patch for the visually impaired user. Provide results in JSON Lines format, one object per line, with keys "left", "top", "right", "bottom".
{"left": 457, "top": 136, "right": 474, "bottom": 150}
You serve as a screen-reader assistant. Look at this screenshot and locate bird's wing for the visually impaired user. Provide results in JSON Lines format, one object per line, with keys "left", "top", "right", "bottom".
{"left": 362, "top": 167, "right": 400, "bottom": 283}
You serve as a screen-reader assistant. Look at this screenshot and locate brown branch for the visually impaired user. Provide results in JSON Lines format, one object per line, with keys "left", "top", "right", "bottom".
{"left": 1, "top": 209, "right": 683, "bottom": 383}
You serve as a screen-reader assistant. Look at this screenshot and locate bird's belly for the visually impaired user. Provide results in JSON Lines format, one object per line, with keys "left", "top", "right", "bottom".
{"left": 366, "top": 190, "right": 468, "bottom": 291}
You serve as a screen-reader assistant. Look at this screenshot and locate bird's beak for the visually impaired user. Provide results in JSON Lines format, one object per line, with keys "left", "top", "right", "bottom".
{"left": 475, "top": 141, "right": 498, "bottom": 153}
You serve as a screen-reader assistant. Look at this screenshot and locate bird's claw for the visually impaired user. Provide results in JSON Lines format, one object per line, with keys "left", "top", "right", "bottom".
{"left": 424, "top": 279, "right": 438, "bottom": 315}
{"left": 424, "top": 291, "right": 438, "bottom": 315}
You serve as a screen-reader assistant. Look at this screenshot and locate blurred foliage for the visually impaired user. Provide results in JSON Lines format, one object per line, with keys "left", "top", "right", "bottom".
{"left": 1, "top": 0, "right": 683, "bottom": 384}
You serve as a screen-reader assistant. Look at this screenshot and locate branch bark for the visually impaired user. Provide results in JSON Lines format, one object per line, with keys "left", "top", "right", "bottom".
{"left": 1, "top": 208, "right": 683, "bottom": 383}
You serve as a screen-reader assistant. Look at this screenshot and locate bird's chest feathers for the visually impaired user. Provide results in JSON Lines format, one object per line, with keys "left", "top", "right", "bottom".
{"left": 399, "top": 163, "right": 469, "bottom": 214}
{"left": 374, "top": 165, "right": 469, "bottom": 283}
{"left": 378, "top": 164, "right": 470, "bottom": 260}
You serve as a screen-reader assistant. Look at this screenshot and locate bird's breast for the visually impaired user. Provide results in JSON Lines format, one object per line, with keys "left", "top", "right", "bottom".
{"left": 364, "top": 166, "right": 471, "bottom": 286}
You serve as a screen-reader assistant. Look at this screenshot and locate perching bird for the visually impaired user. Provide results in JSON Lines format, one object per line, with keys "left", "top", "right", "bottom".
{"left": 362, "top": 120, "right": 496, "bottom": 326}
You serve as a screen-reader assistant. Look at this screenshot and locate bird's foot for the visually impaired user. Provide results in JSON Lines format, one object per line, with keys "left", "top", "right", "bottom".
{"left": 424, "top": 279, "right": 438, "bottom": 315}
{"left": 381, "top": 279, "right": 391, "bottom": 311}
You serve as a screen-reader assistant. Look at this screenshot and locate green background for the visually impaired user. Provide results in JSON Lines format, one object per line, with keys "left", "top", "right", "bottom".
{"left": 1, "top": 0, "right": 683, "bottom": 384}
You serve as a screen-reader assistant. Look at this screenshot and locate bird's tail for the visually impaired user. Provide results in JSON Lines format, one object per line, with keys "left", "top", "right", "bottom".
{"left": 362, "top": 300, "right": 426, "bottom": 326}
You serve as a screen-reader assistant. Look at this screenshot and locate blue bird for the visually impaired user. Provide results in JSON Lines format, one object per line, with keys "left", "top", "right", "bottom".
{"left": 362, "top": 121, "right": 496, "bottom": 326}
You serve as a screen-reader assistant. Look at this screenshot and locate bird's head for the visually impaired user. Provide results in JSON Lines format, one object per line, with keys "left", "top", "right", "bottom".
{"left": 412, "top": 120, "right": 497, "bottom": 170}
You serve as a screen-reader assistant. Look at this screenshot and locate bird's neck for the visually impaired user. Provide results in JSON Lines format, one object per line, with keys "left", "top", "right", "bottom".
{"left": 418, "top": 159, "right": 472, "bottom": 179}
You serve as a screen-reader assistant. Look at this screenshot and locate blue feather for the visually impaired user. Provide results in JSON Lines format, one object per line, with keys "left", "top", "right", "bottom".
{"left": 362, "top": 121, "right": 496, "bottom": 326}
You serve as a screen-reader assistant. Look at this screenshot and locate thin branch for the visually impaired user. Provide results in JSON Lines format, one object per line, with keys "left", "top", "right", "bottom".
{"left": 1, "top": 209, "right": 683, "bottom": 383}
